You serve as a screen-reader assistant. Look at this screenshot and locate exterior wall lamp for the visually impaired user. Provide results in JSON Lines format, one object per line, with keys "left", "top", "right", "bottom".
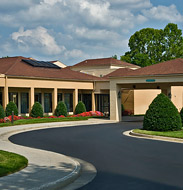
{"left": 168, "top": 92, "right": 172, "bottom": 99}
{"left": 118, "top": 91, "right": 121, "bottom": 99}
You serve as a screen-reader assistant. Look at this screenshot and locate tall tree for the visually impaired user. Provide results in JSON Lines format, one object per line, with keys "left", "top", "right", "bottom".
{"left": 121, "top": 23, "right": 183, "bottom": 67}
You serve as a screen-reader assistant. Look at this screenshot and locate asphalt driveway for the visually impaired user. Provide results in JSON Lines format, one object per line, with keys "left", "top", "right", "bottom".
{"left": 10, "top": 120, "right": 183, "bottom": 190}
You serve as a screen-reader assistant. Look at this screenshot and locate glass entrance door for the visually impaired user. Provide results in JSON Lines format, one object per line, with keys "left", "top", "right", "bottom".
{"left": 96, "top": 94, "right": 110, "bottom": 113}
{"left": 21, "top": 93, "right": 29, "bottom": 114}
{"left": 44, "top": 93, "right": 52, "bottom": 113}
{"left": 82, "top": 94, "right": 92, "bottom": 111}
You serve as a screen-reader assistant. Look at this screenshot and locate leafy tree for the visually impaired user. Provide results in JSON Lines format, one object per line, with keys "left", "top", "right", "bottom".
{"left": 143, "top": 93, "right": 182, "bottom": 131}
{"left": 0, "top": 104, "right": 5, "bottom": 119}
{"left": 163, "top": 23, "right": 183, "bottom": 60}
{"left": 5, "top": 101, "right": 18, "bottom": 116}
{"left": 54, "top": 101, "right": 67, "bottom": 117}
{"left": 112, "top": 55, "right": 118, "bottom": 59}
{"left": 74, "top": 101, "right": 86, "bottom": 115}
{"left": 30, "top": 102, "right": 43, "bottom": 118}
{"left": 121, "top": 23, "right": 183, "bottom": 67}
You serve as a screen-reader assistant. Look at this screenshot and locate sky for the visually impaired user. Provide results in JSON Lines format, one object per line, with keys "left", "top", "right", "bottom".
{"left": 0, "top": 0, "right": 183, "bottom": 66}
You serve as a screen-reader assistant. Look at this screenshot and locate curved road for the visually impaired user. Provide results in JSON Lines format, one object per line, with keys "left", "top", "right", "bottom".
{"left": 10, "top": 121, "right": 183, "bottom": 190}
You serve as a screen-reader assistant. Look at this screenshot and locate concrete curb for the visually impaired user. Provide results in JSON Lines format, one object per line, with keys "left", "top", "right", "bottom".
{"left": 62, "top": 158, "right": 97, "bottom": 190}
{"left": 0, "top": 125, "right": 82, "bottom": 190}
{"left": 0, "top": 119, "right": 114, "bottom": 190}
{"left": 124, "top": 130, "right": 183, "bottom": 144}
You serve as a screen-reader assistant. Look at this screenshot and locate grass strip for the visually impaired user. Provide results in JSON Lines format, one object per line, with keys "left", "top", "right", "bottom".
{"left": 0, "top": 150, "right": 28, "bottom": 177}
{"left": 0, "top": 117, "right": 88, "bottom": 127}
{"left": 133, "top": 129, "right": 183, "bottom": 139}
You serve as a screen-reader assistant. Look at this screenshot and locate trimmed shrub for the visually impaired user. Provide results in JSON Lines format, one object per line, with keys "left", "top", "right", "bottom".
{"left": 54, "top": 101, "right": 67, "bottom": 117}
{"left": 74, "top": 101, "right": 86, "bottom": 115}
{"left": 0, "top": 104, "right": 5, "bottom": 119}
{"left": 30, "top": 102, "right": 43, "bottom": 118}
{"left": 143, "top": 93, "right": 182, "bottom": 131}
{"left": 5, "top": 101, "right": 18, "bottom": 116}
{"left": 180, "top": 107, "right": 183, "bottom": 125}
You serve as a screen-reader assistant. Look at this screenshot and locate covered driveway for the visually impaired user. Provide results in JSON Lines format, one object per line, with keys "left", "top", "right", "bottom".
{"left": 109, "top": 58, "right": 183, "bottom": 121}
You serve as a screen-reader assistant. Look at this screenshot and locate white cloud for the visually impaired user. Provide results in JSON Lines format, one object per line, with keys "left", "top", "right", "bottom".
{"left": 79, "top": 0, "right": 121, "bottom": 27}
{"left": 11, "top": 27, "right": 64, "bottom": 55}
{"left": 110, "top": 0, "right": 152, "bottom": 9}
{"left": 41, "top": 0, "right": 63, "bottom": 5}
{"left": 1, "top": 0, "right": 183, "bottom": 65}
{"left": 74, "top": 26, "right": 120, "bottom": 41}
{"left": 142, "top": 4, "right": 183, "bottom": 22}
{"left": 65, "top": 49, "right": 88, "bottom": 59}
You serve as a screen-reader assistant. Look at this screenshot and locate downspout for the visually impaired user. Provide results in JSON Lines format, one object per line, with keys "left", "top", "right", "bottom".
{"left": 92, "top": 81, "right": 96, "bottom": 111}
{"left": 4, "top": 75, "right": 8, "bottom": 109}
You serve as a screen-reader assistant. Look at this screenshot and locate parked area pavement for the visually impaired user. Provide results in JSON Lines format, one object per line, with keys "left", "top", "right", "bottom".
{"left": 0, "top": 118, "right": 116, "bottom": 190}
{"left": 10, "top": 119, "right": 183, "bottom": 190}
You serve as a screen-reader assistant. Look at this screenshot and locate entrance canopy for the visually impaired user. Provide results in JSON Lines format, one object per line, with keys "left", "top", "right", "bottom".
{"left": 109, "top": 58, "right": 183, "bottom": 121}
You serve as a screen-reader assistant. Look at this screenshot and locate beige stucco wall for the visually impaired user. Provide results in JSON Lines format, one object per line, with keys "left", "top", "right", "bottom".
{"left": 6, "top": 77, "right": 94, "bottom": 89}
{"left": 134, "top": 90, "right": 161, "bottom": 115}
{"left": 95, "top": 81, "right": 110, "bottom": 93}
{"left": 171, "top": 86, "right": 183, "bottom": 112}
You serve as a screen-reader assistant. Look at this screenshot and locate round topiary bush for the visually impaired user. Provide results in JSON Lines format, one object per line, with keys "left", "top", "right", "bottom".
{"left": 143, "top": 93, "right": 182, "bottom": 131}
{"left": 54, "top": 101, "right": 67, "bottom": 117}
{"left": 0, "top": 104, "right": 5, "bottom": 119}
{"left": 30, "top": 102, "right": 43, "bottom": 118}
{"left": 5, "top": 101, "right": 18, "bottom": 116}
{"left": 74, "top": 101, "right": 86, "bottom": 115}
{"left": 180, "top": 107, "right": 183, "bottom": 125}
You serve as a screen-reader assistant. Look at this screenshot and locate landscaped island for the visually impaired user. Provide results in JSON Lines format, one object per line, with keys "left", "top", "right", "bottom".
{"left": 0, "top": 150, "right": 28, "bottom": 177}
{"left": 133, "top": 93, "right": 183, "bottom": 139}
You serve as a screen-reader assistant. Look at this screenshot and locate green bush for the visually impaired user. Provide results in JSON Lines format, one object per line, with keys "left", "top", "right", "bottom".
{"left": 54, "top": 101, "right": 67, "bottom": 117}
{"left": 143, "top": 93, "right": 182, "bottom": 131}
{"left": 0, "top": 104, "right": 5, "bottom": 119}
{"left": 5, "top": 101, "right": 18, "bottom": 116}
{"left": 30, "top": 102, "right": 43, "bottom": 118}
{"left": 180, "top": 107, "right": 183, "bottom": 125}
{"left": 74, "top": 101, "right": 86, "bottom": 115}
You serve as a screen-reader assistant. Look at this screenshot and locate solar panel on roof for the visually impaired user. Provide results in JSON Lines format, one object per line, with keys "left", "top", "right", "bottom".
{"left": 22, "top": 59, "right": 61, "bottom": 69}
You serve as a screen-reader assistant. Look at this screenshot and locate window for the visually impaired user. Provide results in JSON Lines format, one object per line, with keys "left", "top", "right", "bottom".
{"left": 82, "top": 94, "right": 92, "bottom": 111}
{"left": 44, "top": 93, "right": 52, "bottom": 113}
{"left": 78, "top": 93, "right": 82, "bottom": 102}
{"left": 0, "top": 92, "right": 2, "bottom": 106}
{"left": 21, "top": 93, "right": 29, "bottom": 114}
{"left": 58, "top": 93, "right": 62, "bottom": 103}
{"left": 96, "top": 94, "right": 109, "bottom": 113}
{"left": 64, "top": 93, "right": 73, "bottom": 112}
{"left": 35, "top": 93, "right": 42, "bottom": 104}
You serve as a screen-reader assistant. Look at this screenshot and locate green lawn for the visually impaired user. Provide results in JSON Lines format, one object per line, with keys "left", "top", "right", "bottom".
{"left": 0, "top": 117, "right": 88, "bottom": 127}
{"left": 0, "top": 150, "right": 28, "bottom": 177}
{"left": 133, "top": 129, "right": 183, "bottom": 139}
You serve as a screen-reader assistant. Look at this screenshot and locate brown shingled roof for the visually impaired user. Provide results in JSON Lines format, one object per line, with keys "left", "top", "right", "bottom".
{"left": 103, "top": 68, "right": 132, "bottom": 79}
{"left": 73, "top": 57, "right": 139, "bottom": 68}
{"left": 0, "top": 56, "right": 104, "bottom": 81}
{"left": 109, "top": 58, "right": 183, "bottom": 78}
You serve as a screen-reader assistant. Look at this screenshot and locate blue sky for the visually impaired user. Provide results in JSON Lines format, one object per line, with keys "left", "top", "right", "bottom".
{"left": 0, "top": 0, "right": 183, "bottom": 65}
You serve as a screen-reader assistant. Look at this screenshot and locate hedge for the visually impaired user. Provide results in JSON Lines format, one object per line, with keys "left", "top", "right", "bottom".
{"left": 54, "top": 101, "right": 67, "bottom": 117}
{"left": 143, "top": 93, "right": 182, "bottom": 131}
{"left": 30, "top": 102, "right": 43, "bottom": 118}
{"left": 74, "top": 101, "right": 86, "bottom": 115}
{"left": 5, "top": 101, "right": 18, "bottom": 116}
{"left": 0, "top": 104, "right": 5, "bottom": 119}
